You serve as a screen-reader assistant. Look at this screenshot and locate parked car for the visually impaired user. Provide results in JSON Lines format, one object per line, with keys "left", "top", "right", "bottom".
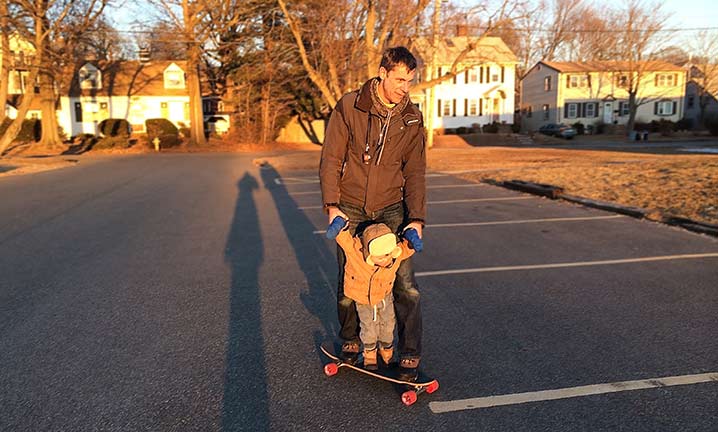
{"left": 538, "top": 123, "right": 577, "bottom": 139}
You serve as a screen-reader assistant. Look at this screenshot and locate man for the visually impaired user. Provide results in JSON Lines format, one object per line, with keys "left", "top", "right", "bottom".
{"left": 319, "top": 46, "right": 426, "bottom": 380}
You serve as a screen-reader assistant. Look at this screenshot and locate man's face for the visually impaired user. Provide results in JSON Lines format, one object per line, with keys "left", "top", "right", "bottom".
{"left": 378, "top": 64, "right": 415, "bottom": 105}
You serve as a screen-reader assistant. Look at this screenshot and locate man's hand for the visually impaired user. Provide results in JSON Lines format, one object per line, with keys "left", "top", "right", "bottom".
{"left": 404, "top": 221, "right": 423, "bottom": 238}
{"left": 327, "top": 206, "right": 348, "bottom": 225}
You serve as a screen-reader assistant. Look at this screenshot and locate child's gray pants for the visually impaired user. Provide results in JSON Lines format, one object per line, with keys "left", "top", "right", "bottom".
{"left": 356, "top": 292, "right": 395, "bottom": 351}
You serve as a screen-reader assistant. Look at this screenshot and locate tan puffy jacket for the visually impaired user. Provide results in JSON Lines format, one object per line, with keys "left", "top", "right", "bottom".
{"left": 336, "top": 230, "right": 415, "bottom": 306}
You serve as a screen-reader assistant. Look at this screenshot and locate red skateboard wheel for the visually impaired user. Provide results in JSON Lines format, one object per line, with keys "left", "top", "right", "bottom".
{"left": 324, "top": 363, "right": 339, "bottom": 376}
{"left": 426, "top": 380, "right": 439, "bottom": 394}
{"left": 401, "top": 390, "right": 417, "bottom": 406}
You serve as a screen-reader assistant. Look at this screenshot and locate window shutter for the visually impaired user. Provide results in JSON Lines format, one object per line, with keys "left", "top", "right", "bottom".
{"left": 618, "top": 102, "right": 623, "bottom": 116}
{"left": 654, "top": 74, "right": 659, "bottom": 86}
{"left": 480, "top": 67, "right": 484, "bottom": 83}
{"left": 452, "top": 99, "right": 456, "bottom": 117}
{"left": 501, "top": 66, "right": 505, "bottom": 83}
{"left": 464, "top": 99, "right": 468, "bottom": 117}
{"left": 564, "top": 104, "right": 569, "bottom": 118}
{"left": 465, "top": 70, "right": 469, "bottom": 84}
{"left": 580, "top": 103, "right": 586, "bottom": 118}
{"left": 593, "top": 103, "right": 599, "bottom": 117}
{"left": 654, "top": 102, "right": 658, "bottom": 115}
{"left": 566, "top": 75, "right": 570, "bottom": 88}
{"left": 672, "top": 101, "right": 677, "bottom": 115}
{"left": 674, "top": 74, "right": 678, "bottom": 86}
{"left": 438, "top": 99, "right": 442, "bottom": 117}
{"left": 453, "top": 73, "right": 457, "bottom": 84}
{"left": 479, "top": 99, "right": 483, "bottom": 116}
{"left": 587, "top": 75, "right": 592, "bottom": 88}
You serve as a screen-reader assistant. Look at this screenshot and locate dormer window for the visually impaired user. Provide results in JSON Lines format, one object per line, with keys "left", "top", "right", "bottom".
{"left": 79, "top": 64, "right": 101, "bottom": 90}
{"left": 164, "top": 63, "right": 186, "bottom": 89}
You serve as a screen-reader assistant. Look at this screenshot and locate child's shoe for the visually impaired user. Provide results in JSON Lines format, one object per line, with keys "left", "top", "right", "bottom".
{"left": 379, "top": 345, "right": 394, "bottom": 365}
{"left": 363, "top": 348, "right": 378, "bottom": 370}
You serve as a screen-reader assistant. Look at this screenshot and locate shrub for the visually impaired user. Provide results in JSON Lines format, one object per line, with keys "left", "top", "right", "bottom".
{"left": 146, "top": 134, "right": 182, "bottom": 149}
{"left": 675, "top": 117, "right": 693, "bottom": 131}
{"left": 98, "top": 118, "right": 131, "bottom": 137}
{"left": 657, "top": 119, "right": 675, "bottom": 136}
{"left": 593, "top": 121, "right": 606, "bottom": 134}
{"left": 145, "top": 118, "right": 179, "bottom": 140}
{"left": 510, "top": 123, "right": 521, "bottom": 133}
{"left": 0, "top": 118, "right": 42, "bottom": 142}
{"left": 481, "top": 122, "right": 499, "bottom": 133}
{"left": 456, "top": 126, "right": 468, "bottom": 135}
{"left": 571, "top": 121, "right": 585, "bottom": 135}
{"left": 92, "top": 136, "right": 132, "bottom": 150}
{"left": 178, "top": 127, "right": 191, "bottom": 138}
{"left": 705, "top": 115, "right": 718, "bottom": 136}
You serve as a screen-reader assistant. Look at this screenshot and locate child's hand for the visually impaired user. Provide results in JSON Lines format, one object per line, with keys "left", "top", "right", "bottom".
{"left": 403, "top": 228, "right": 423, "bottom": 252}
{"left": 326, "top": 216, "right": 348, "bottom": 239}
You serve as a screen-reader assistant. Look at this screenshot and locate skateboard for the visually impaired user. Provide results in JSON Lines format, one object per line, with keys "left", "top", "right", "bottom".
{"left": 320, "top": 343, "right": 439, "bottom": 406}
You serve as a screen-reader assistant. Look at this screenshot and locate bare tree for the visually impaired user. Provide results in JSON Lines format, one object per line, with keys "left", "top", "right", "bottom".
{"left": 0, "top": 0, "right": 10, "bottom": 124}
{"left": 688, "top": 30, "right": 718, "bottom": 127}
{"left": 604, "top": 0, "right": 670, "bottom": 134}
{"left": 0, "top": 0, "right": 111, "bottom": 156}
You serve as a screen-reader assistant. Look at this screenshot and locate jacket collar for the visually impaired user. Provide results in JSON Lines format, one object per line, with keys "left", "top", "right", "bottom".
{"left": 355, "top": 77, "right": 411, "bottom": 117}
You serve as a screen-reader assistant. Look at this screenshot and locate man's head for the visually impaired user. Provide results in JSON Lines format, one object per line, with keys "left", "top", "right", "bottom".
{"left": 377, "top": 47, "right": 417, "bottom": 105}
{"left": 362, "top": 223, "right": 402, "bottom": 267}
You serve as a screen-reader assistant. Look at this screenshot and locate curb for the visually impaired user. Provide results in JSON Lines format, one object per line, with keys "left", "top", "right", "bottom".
{"left": 488, "top": 179, "right": 718, "bottom": 238}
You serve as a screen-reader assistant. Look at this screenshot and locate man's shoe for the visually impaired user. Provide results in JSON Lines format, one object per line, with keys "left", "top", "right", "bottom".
{"left": 398, "top": 357, "right": 420, "bottom": 382}
{"left": 340, "top": 340, "right": 360, "bottom": 365}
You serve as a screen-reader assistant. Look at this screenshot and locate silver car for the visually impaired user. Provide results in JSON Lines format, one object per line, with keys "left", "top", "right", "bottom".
{"left": 538, "top": 123, "right": 577, "bottom": 139}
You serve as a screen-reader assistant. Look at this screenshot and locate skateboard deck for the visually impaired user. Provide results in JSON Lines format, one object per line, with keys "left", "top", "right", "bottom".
{"left": 320, "top": 343, "right": 439, "bottom": 406}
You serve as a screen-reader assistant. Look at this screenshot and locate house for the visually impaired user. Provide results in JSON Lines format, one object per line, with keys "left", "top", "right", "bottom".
{"left": 411, "top": 34, "right": 519, "bottom": 130}
{"left": 59, "top": 60, "right": 191, "bottom": 136}
{"left": 520, "top": 60, "right": 686, "bottom": 133}
{"left": 683, "top": 64, "right": 718, "bottom": 127}
{"left": 2, "top": 32, "right": 43, "bottom": 120}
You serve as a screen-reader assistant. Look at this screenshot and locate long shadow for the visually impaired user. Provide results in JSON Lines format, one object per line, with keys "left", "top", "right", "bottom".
{"left": 221, "top": 172, "right": 270, "bottom": 431}
{"left": 259, "top": 165, "right": 339, "bottom": 348}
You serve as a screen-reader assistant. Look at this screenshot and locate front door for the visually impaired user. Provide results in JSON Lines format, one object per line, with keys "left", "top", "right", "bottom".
{"left": 603, "top": 102, "right": 613, "bottom": 124}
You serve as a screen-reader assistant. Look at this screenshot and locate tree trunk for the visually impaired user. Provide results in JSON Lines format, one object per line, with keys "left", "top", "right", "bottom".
{"left": 0, "top": 0, "right": 9, "bottom": 124}
{"left": 0, "top": 67, "right": 40, "bottom": 156}
{"left": 37, "top": 69, "right": 64, "bottom": 149}
{"left": 186, "top": 53, "right": 207, "bottom": 146}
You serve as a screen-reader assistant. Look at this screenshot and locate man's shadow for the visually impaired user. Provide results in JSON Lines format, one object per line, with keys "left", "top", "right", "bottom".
{"left": 222, "top": 172, "right": 270, "bottom": 431}
{"left": 259, "top": 165, "right": 339, "bottom": 348}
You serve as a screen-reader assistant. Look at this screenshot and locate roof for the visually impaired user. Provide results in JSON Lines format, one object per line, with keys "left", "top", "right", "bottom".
{"left": 412, "top": 36, "right": 518, "bottom": 66}
{"left": 539, "top": 60, "right": 685, "bottom": 73}
{"left": 66, "top": 60, "right": 190, "bottom": 97}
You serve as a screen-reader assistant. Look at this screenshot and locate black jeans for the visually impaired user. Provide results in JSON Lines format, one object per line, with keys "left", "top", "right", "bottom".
{"left": 336, "top": 201, "right": 422, "bottom": 359}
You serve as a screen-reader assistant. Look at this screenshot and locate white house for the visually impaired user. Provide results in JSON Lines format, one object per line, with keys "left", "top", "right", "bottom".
{"left": 683, "top": 63, "right": 718, "bottom": 127}
{"left": 2, "top": 31, "right": 43, "bottom": 120}
{"left": 59, "top": 60, "right": 191, "bottom": 136}
{"left": 411, "top": 34, "right": 519, "bottom": 130}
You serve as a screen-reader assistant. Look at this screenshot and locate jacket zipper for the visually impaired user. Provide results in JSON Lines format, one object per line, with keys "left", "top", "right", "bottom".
{"left": 368, "top": 267, "right": 379, "bottom": 305}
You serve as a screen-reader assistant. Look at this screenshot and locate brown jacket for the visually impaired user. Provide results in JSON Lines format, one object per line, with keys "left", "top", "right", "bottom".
{"left": 336, "top": 230, "right": 415, "bottom": 306}
{"left": 319, "top": 78, "right": 426, "bottom": 223}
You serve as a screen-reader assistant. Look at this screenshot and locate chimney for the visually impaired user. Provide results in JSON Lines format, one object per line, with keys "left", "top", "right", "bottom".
{"left": 456, "top": 25, "right": 468, "bottom": 37}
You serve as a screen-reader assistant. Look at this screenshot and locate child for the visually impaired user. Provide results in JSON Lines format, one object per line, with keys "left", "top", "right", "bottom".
{"left": 334, "top": 222, "right": 415, "bottom": 370}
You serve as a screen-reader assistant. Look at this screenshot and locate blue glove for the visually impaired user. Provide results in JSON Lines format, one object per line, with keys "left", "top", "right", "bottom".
{"left": 326, "top": 216, "right": 348, "bottom": 239}
{"left": 404, "top": 228, "right": 423, "bottom": 252}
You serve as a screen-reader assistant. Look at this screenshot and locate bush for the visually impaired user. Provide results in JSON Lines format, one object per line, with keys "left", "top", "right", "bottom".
{"left": 145, "top": 118, "right": 179, "bottom": 140}
{"left": 675, "top": 117, "right": 693, "bottom": 131}
{"left": 593, "top": 121, "right": 606, "bottom": 134}
{"left": 571, "top": 121, "right": 585, "bottom": 135}
{"left": 657, "top": 119, "right": 675, "bottom": 136}
{"left": 178, "top": 127, "right": 191, "bottom": 138}
{"left": 481, "top": 122, "right": 499, "bottom": 133}
{"left": 705, "top": 115, "right": 718, "bottom": 136}
{"left": 146, "top": 134, "right": 182, "bottom": 149}
{"left": 510, "top": 123, "right": 521, "bottom": 133}
{"left": 98, "top": 118, "right": 131, "bottom": 137}
{"left": 92, "top": 136, "right": 132, "bottom": 150}
{"left": 456, "top": 126, "right": 468, "bottom": 135}
{"left": 0, "top": 118, "right": 42, "bottom": 142}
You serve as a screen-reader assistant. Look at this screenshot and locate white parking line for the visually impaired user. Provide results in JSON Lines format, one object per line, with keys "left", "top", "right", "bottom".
{"left": 415, "top": 253, "right": 718, "bottom": 277}
{"left": 429, "top": 372, "right": 718, "bottom": 414}
{"left": 298, "top": 196, "right": 533, "bottom": 210}
{"left": 288, "top": 183, "right": 488, "bottom": 196}
{"left": 312, "top": 215, "right": 624, "bottom": 234}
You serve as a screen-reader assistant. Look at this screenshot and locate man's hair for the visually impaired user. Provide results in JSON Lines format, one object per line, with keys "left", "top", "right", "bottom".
{"left": 380, "top": 47, "right": 417, "bottom": 73}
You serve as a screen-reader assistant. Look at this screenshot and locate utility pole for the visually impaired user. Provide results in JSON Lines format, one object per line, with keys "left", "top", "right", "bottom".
{"left": 426, "top": 0, "right": 441, "bottom": 149}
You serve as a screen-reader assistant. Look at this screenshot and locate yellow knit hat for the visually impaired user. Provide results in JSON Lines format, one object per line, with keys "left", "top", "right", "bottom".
{"left": 362, "top": 223, "right": 402, "bottom": 265}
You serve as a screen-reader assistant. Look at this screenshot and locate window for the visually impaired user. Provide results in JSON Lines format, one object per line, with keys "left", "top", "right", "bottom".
{"left": 655, "top": 73, "right": 676, "bottom": 87}
{"left": 491, "top": 72, "right": 499, "bottom": 82}
{"left": 468, "top": 99, "right": 478, "bottom": 116}
{"left": 527, "top": 105, "right": 532, "bottom": 118}
{"left": 566, "top": 103, "right": 578, "bottom": 118}
{"left": 568, "top": 75, "right": 589, "bottom": 88}
{"left": 542, "top": 104, "right": 550, "bottom": 120}
{"left": 585, "top": 102, "right": 596, "bottom": 118}
{"left": 468, "top": 68, "right": 478, "bottom": 83}
{"left": 655, "top": 100, "right": 675, "bottom": 116}
{"left": 79, "top": 65, "right": 101, "bottom": 89}
{"left": 100, "top": 102, "right": 108, "bottom": 110}
{"left": 164, "top": 64, "right": 186, "bottom": 89}
{"left": 443, "top": 100, "right": 452, "bottom": 116}
{"left": 616, "top": 74, "right": 629, "bottom": 88}
{"left": 687, "top": 96, "right": 695, "bottom": 109}
{"left": 544, "top": 76, "right": 552, "bottom": 91}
